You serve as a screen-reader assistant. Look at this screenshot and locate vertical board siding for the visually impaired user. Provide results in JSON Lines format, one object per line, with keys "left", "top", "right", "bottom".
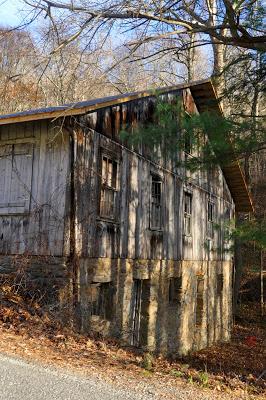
{"left": 119, "top": 150, "right": 130, "bottom": 258}
{"left": 74, "top": 86, "right": 235, "bottom": 263}
{"left": 73, "top": 126, "right": 234, "bottom": 262}
{"left": 0, "top": 120, "right": 70, "bottom": 256}
{"left": 0, "top": 87, "right": 235, "bottom": 261}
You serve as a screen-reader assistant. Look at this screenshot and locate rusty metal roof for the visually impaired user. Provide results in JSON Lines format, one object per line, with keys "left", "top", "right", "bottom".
{"left": 0, "top": 78, "right": 253, "bottom": 212}
{"left": 0, "top": 79, "right": 220, "bottom": 125}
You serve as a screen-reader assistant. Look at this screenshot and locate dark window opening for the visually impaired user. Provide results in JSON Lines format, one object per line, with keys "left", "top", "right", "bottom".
{"left": 208, "top": 202, "right": 214, "bottom": 222}
{"left": 196, "top": 276, "right": 204, "bottom": 326}
{"left": 99, "top": 155, "right": 118, "bottom": 219}
{"left": 169, "top": 277, "right": 182, "bottom": 304}
{"left": 150, "top": 174, "right": 162, "bottom": 230}
{"left": 207, "top": 201, "right": 215, "bottom": 239}
{"left": 184, "top": 192, "right": 192, "bottom": 236}
{"left": 217, "top": 273, "right": 223, "bottom": 297}
{"left": 131, "top": 279, "right": 150, "bottom": 347}
{"left": 90, "top": 282, "right": 114, "bottom": 321}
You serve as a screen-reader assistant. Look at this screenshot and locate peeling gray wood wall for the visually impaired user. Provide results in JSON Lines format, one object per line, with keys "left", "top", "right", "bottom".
{"left": 0, "top": 120, "right": 70, "bottom": 256}
{"left": 0, "top": 87, "right": 234, "bottom": 262}
{"left": 73, "top": 89, "right": 234, "bottom": 262}
{"left": 74, "top": 131, "right": 234, "bottom": 262}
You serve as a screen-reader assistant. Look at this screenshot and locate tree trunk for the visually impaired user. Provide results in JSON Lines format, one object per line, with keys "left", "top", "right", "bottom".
{"left": 187, "top": 32, "right": 196, "bottom": 82}
{"left": 209, "top": 0, "right": 226, "bottom": 108}
{"left": 212, "top": 40, "right": 226, "bottom": 108}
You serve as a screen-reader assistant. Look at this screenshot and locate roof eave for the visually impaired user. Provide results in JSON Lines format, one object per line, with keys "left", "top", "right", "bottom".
{"left": 0, "top": 79, "right": 216, "bottom": 126}
{"left": 222, "top": 162, "right": 254, "bottom": 213}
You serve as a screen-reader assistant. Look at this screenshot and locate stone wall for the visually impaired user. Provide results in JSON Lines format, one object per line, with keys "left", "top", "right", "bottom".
{"left": 0, "top": 255, "right": 71, "bottom": 314}
{"left": 0, "top": 254, "right": 232, "bottom": 355}
{"left": 77, "top": 257, "right": 233, "bottom": 356}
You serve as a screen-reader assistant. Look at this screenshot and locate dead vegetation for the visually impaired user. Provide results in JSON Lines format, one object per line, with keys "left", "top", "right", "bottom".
{"left": 0, "top": 272, "right": 265, "bottom": 399}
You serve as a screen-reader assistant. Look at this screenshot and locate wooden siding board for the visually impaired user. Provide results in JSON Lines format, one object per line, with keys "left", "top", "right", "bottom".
{"left": 128, "top": 153, "right": 138, "bottom": 259}
{"left": 0, "top": 120, "right": 70, "bottom": 256}
{"left": 119, "top": 149, "right": 129, "bottom": 258}
{"left": 142, "top": 161, "right": 150, "bottom": 259}
{"left": 135, "top": 158, "right": 143, "bottom": 258}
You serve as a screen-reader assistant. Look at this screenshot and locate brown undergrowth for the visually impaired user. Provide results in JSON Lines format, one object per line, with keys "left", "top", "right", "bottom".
{"left": 0, "top": 277, "right": 265, "bottom": 399}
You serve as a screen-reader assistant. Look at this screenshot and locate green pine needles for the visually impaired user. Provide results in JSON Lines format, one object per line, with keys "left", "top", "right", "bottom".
{"left": 120, "top": 94, "right": 265, "bottom": 172}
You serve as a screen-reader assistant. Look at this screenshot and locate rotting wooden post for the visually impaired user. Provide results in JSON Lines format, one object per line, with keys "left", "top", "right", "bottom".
{"left": 67, "top": 125, "right": 81, "bottom": 330}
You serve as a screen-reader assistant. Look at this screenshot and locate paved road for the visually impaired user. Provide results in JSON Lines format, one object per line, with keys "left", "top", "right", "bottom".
{"left": 0, "top": 353, "right": 231, "bottom": 400}
{"left": 0, "top": 354, "right": 154, "bottom": 400}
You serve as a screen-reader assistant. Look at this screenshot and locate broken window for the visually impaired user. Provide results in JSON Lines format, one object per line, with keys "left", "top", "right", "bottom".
{"left": 131, "top": 279, "right": 150, "bottom": 347}
{"left": 150, "top": 174, "right": 162, "bottom": 230}
{"left": 90, "top": 282, "right": 114, "bottom": 321}
{"left": 99, "top": 155, "right": 118, "bottom": 219}
{"left": 184, "top": 192, "right": 192, "bottom": 236}
{"left": 195, "top": 276, "right": 204, "bottom": 326}
{"left": 0, "top": 143, "right": 33, "bottom": 214}
{"left": 169, "top": 277, "right": 182, "bottom": 304}
{"left": 207, "top": 201, "right": 215, "bottom": 239}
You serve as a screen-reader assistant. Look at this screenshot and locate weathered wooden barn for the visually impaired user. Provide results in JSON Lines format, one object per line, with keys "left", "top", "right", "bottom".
{"left": 0, "top": 79, "right": 253, "bottom": 355}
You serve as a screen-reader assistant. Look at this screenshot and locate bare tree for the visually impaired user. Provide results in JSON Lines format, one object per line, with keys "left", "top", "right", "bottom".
{"left": 22, "top": 1, "right": 266, "bottom": 53}
{"left": 0, "top": 28, "right": 41, "bottom": 113}
{"left": 20, "top": 0, "right": 265, "bottom": 102}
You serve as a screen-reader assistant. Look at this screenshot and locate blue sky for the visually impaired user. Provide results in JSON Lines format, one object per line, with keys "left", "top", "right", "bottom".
{"left": 0, "top": 0, "right": 25, "bottom": 27}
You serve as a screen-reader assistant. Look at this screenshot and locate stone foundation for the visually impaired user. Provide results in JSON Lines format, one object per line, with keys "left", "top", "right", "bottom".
{"left": 0, "top": 255, "right": 232, "bottom": 355}
{"left": 78, "top": 257, "right": 233, "bottom": 356}
{"left": 0, "top": 255, "right": 71, "bottom": 313}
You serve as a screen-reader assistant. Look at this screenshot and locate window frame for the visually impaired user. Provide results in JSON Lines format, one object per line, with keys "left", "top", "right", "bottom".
{"left": 150, "top": 173, "right": 163, "bottom": 231}
{"left": 207, "top": 200, "right": 215, "bottom": 239}
{"left": 183, "top": 191, "right": 192, "bottom": 237}
{"left": 99, "top": 152, "right": 119, "bottom": 221}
